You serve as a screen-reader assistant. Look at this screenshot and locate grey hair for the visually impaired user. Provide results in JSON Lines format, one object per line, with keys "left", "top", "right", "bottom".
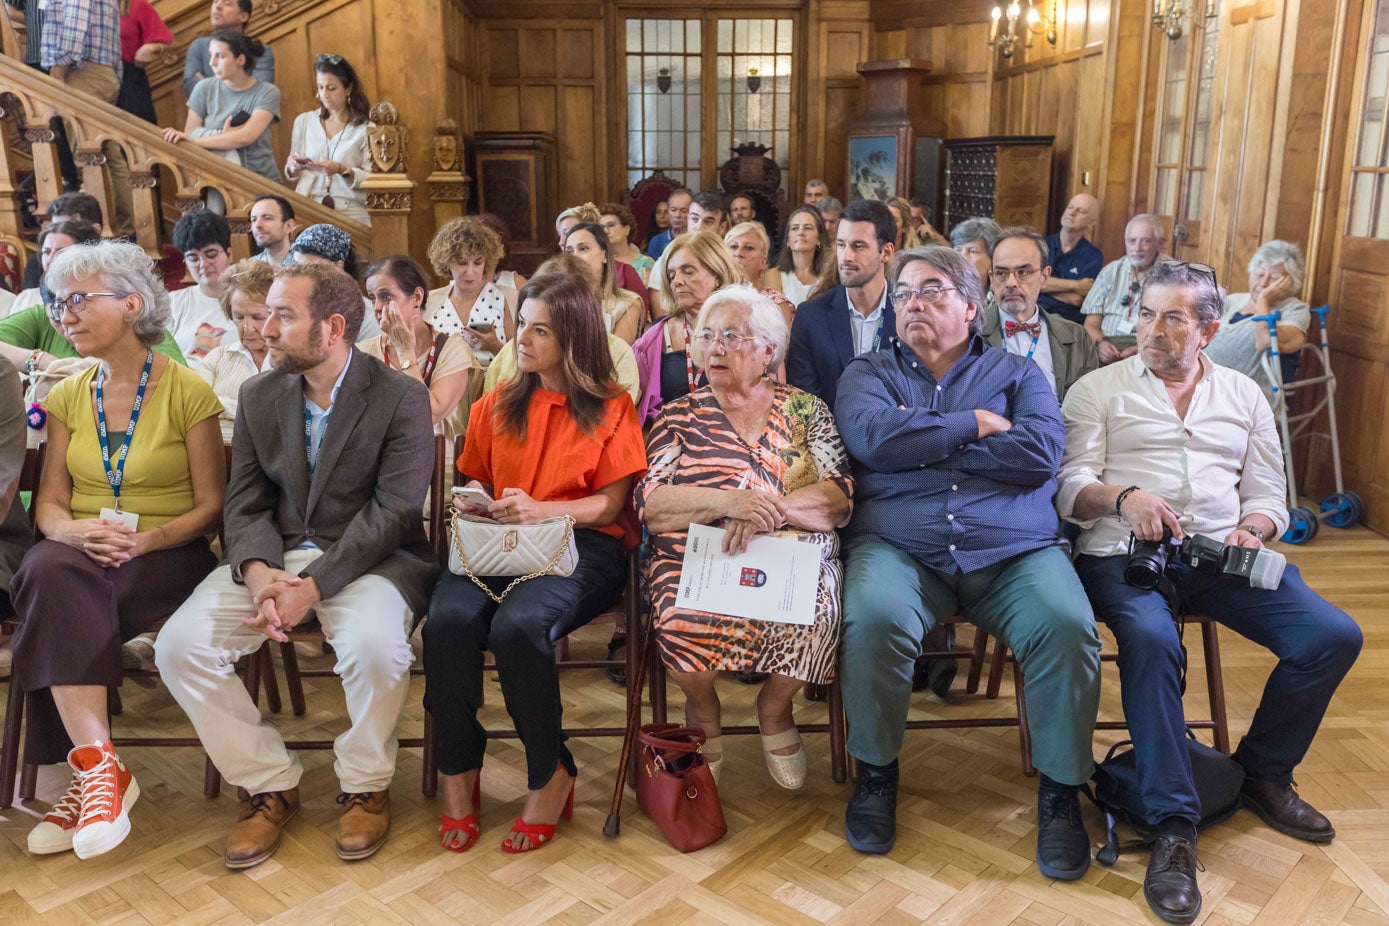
{"left": 805, "top": 178, "right": 827, "bottom": 190}
{"left": 691, "top": 283, "right": 789, "bottom": 370}
{"left": 1248, "top": 240, "right": 1306, "bottom": 291}
{"left": 889, "top": 245, "right": 987, "bottom": 335}
{"left": 816, "top": 195, "right": 843, "bottom": 215}
{"left": 724, "top": 221, "right": 770, "bottom": 258}
{"left": 45, "top": 239, "right": 170, "bottom": 348}
{"left": 989, "top": 226, "right": 1050, "bottom": 265}
{"left": 949, "top": 217, "right": 1002, "bottom": 250}
{"left": 1144, "top": 260, "right": 1227, "bottom": 325}
{"left": 1126, "top": 213, "right": 1165, "bottom": 238}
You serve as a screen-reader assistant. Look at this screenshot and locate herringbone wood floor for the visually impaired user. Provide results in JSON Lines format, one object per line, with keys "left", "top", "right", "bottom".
{"left": 2, "top": 527, "right": 1387, "bottom": 925}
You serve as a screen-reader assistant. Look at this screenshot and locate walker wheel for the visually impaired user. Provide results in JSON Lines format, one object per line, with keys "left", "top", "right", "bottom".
{"left": 1282, "top": 506, "right": 1319, "bottom": 544}
{"left": 1320, "top": 492, "right": 1364, "bottom": 528}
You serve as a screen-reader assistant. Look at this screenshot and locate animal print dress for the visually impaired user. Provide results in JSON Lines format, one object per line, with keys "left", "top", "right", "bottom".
{"left": 635, "top": 382, "right": 853, "bottom": 683}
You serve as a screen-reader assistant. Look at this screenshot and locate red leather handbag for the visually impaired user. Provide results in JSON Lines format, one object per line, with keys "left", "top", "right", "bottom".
{"left": 635, "top": 723, "right": 727, "bottom": 852}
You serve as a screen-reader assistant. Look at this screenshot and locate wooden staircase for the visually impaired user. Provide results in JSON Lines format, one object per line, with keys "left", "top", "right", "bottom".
{"left": 0, "top": 52, "right": 375, "bottom": 261}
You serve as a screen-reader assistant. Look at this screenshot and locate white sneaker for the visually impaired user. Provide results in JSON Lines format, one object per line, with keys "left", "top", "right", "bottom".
{"left": 69, "top": 741, "right": 140, "bottom": 860}
{"left": 27, "top": 775, "right": 84, "bottom": 854}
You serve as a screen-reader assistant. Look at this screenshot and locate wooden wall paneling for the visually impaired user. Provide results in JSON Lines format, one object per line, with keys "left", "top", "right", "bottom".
{"left": 815, "top": 6, "right": 871, "bottom": 206}
{"left": 1099, "top": 0, "right": 1149, "bottom": 256}
{"left": 484, "top": 87, "right": 523, "bottom": 132}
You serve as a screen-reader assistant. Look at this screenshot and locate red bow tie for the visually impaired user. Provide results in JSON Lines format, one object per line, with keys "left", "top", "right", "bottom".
{"left": 1004, "top": 320, "right": 1041, "bottom": 338}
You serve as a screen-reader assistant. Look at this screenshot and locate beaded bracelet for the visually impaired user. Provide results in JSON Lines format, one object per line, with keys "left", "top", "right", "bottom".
{"left": 1115, "top": 485, "right": 1141, "bottom": 517}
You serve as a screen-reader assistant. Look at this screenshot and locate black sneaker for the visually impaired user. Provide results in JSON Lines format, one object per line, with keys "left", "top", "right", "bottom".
{"left": 1143, "top": 835, "right": 1203, "bottom": 924}
{"left": 845, "top": 759, "right": 898, "bottom": 854}
{"left": 1035, "top": 787, "right": 1091, "bottom": 880}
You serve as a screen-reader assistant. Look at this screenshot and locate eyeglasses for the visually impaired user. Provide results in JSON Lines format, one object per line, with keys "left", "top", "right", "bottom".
{"left": 48, "top": 292, "right": 125, "bottom": 322}
{"left": 183, "top": 246, "right": 227, "bottom": 266}
{"left": 694, "top": 328, "right": 761, "bottom": 350}
{"left": 316, "top": 53, "right": 344, "bottom": 65}
{"left": 889, "top": 286, "right": 957, "bottom": 308}
{"left": 1160, "top": 259, "right": 1219, "bottom": 284}
{"left": 990, "top": 265, "right": 1039, "bottom": 284}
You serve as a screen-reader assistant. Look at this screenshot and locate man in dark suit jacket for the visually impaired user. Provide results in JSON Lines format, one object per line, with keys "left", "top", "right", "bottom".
{"left": 984, "top": 227, "right": 1100, "bottom": 405}
{"left": 787, "top": 198, "right": 898, "bottom": 411}
{"left": 157, "top": 263, "right": 436, "bottom": 871}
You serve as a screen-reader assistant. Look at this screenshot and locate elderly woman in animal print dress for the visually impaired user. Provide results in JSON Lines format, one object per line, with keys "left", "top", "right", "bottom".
{"left": 636, "top": 284, "right": 853, "bottom": 792}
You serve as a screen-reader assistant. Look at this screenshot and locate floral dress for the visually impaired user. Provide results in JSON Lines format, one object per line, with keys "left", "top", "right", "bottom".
{"left": 635, "top": 382, "right": 853, "bottom": 682}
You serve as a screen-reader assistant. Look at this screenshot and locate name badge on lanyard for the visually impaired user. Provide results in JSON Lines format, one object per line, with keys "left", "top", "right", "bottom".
{"left": 95, "top": 350, "right": 153, "bottom": 530}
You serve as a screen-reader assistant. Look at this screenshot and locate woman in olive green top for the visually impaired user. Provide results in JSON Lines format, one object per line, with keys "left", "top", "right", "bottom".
{"left": 10, "top": 241, "right": 224, "bottom": 862}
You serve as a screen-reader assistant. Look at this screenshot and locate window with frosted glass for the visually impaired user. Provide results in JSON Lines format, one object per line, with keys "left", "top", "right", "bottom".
{"left": 716, "top": 18, "right": 794, "bottom": 198}
{"left": 625, "top": 19, "right": 703, "bottom": 192}
{"left": 1153, "top": 31, "right": 1189, "bottom": 219}
{"left": 1181, "top": 4, "right": 1220, "bottom": 228}
{"left": 1348, "top": 1, "right": 1389, "bottom": 237}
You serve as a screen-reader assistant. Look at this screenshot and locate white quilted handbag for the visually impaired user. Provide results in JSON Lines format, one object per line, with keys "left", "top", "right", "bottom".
{"left": 447, "top": 512, "right": 578, "bottom": 603}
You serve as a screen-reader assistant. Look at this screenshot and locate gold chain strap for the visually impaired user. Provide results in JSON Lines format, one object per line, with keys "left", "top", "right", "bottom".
{"left": 447, "top": 511, "right": 576, "bottom": 604}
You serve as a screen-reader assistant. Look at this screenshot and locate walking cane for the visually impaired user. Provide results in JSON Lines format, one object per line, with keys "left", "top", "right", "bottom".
{"left": 604, "top": 562, "right": 653, "bottom": 838}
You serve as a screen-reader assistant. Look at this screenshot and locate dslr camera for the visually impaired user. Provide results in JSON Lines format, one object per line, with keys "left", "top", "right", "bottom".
{"left": 1124, "top": 528, "right": 1286, "bottom": 591}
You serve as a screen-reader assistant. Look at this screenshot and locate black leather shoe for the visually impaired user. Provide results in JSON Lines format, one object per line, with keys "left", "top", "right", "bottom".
{"left": 1241, "top": 778, "right": 1335, "bottom": 843}
{"left": 734, "top": 670, "right": 770, "bottom": 685}
{"left": 1144, "top": 835, "right": 1203, "bottom": 924}
{"left": 1035, "top": 788, "right": 1091, "bottom": 880}
{"left": 845, "top": 759, "right": 898, "bottom": 854}
{"left": 911, "top": 658, "right": 958, "bottom": 697}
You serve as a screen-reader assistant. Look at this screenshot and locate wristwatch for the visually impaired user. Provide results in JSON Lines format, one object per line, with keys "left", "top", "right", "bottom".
{"left": 1235, "top": 524, "right": 1266, "bottom": 542}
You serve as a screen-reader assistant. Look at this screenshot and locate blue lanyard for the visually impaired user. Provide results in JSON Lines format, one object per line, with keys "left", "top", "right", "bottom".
{"left": 872, "top": 321, "right": 883, "bottom": 353}
{"left": 95, "top": 350, "right": 154, "bottom": 511}
{"left": 304, "top": 403, "right": 331, "bottom": 472}
{"left": 1003, "top": 333, "right": 1040, "bottom": 360}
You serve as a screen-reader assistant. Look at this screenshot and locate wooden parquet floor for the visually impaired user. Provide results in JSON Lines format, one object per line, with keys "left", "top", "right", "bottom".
{"left": 3, "top": 527, "right": 1389, "bottom": 924}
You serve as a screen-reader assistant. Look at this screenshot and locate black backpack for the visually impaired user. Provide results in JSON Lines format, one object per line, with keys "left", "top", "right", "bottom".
{"left": 1086, "top": 732, "right": 1245, "bottom": 866}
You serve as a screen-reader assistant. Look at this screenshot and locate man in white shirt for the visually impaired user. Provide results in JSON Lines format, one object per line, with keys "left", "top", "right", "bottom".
{"left": 1058, "top": 260, "right": 1361, "bottom": 925}
{"left": 249, "top": 193, "right": 297, "bottom": 267}
{"left": 1081, "top": 213, "right": 1170, "bottom": 365}
{"left": 170, "top": 211, "right": 239, "bottom": 366}
{"left": 980, "top": 227, "right": 1097, "bottom": 404}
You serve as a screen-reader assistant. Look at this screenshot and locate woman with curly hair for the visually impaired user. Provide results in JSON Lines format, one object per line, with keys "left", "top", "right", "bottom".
{"left": 424, "top": 217, "right": 511, "bottom": 368}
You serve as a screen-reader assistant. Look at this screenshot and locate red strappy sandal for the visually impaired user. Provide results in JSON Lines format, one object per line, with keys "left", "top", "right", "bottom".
{"left": 501, "top": 771, "right": 575, "bottom": 854}
{"left": 439, "top": 776, "right": 482, "bottom": 853}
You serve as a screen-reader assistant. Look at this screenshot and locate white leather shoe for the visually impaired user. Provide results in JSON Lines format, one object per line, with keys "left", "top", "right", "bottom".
{"left": 760, "top": 728, "right": 806, "bottom": 790}
{"left": 702, "top": 735, "right": 723, "bottom": 785}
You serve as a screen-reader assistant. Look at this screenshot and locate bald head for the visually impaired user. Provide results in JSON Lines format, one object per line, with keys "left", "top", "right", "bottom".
{"left": 1061, "top": 194, "right": 1099, "bottom": 233}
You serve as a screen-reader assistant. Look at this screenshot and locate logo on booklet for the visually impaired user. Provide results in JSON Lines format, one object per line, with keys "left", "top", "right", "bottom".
{"left": 739, "top": 568, "right": 766, "bottom": 588}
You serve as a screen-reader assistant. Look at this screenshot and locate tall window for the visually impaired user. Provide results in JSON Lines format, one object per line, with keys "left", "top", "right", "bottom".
{"left": 717, "top": 19, "right": 793, "bottom": 198}
{"left": 1349, "top": 0, "right": 1389, "bottom": 237}
{"left": 1153, "top": 33, "right": 1189, "bottom": 218}
{"left": 1150, "top": 4, "right": 1220, "bottom": 252}
{"left": 1182, "top": 1, "right": 1221, "bottom": 231}
{"left": 625, "top": 19, "right": 703, "bottom": 191}
{"left": 624, "top": 14, "right": 796, "bottom": 195}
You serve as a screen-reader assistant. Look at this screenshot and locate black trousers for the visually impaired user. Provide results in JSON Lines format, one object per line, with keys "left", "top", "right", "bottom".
{"left": 423, "top": 529, "right": 627, "bottom": 789}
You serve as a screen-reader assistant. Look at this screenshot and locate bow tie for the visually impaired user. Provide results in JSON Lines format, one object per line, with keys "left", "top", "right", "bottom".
{"left": 1004, "top": 320, "right": 1041, "bottom": 338}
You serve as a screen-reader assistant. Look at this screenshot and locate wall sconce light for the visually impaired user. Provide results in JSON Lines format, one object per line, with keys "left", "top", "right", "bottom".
{"left": 988, "top": 0, "right": 1059, "bottom": 59}
{"left": 657, "top": 67, "right": 671, "bottom": 94}
{"left": 1152, "top": 0, "right": 1188, "bottom": 39}
{"left": 746, "top": 68, "right": 761, "bottom": 93}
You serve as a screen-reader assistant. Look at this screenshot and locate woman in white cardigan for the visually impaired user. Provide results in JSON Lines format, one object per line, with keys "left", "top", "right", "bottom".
{"left": 284, "top": 53, "right": 372, "bottom": 225}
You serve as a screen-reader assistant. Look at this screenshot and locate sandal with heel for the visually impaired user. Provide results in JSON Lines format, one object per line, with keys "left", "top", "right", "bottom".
{"left": 502, "top": 770, "right": 575, "bottom": 854}
{"left": 439, "top": 775, "right": 482, "bottom": 853}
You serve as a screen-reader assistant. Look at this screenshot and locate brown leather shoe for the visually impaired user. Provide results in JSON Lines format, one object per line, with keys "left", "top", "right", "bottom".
{"left": 225, "top": 788, "right": 300, "bottom": 870}
{"left": 336, "top": 791, "right": 390, "bottom": 861}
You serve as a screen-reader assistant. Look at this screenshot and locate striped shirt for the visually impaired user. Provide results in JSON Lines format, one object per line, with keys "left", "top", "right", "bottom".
{"left": 40, "top": 0, "right": 122, "bottom": 74}
{"left": 1080, "top": 254, "right": 1172, "bottom": 338}
{"left": 837, "top": 334, "right": 1067, "bottom": 574}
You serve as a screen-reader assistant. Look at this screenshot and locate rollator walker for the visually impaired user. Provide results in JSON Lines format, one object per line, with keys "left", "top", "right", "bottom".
{"left": 1255, "top": 305, "right": 1363, "bottom": 543}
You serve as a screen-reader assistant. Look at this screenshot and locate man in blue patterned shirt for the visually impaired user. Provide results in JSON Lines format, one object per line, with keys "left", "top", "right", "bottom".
{"left": 835, "top": 244, "right": 1102, "bottom": 880}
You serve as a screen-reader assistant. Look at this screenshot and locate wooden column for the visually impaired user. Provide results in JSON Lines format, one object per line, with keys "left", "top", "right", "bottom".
{"left": 127, "top": 171, "right": 162, "bottom": 255}
{"left": 427, "top": 119, "right": 470, "bottom": 231}
{"left": 0, "top": 111, "right": 27, "bottom": 239}
{"left": 363, "top": 102, "right": 416, "bottom": 259}
{"left": 845, "top": 59, "right": 934, "bottom": 199}
{"left": 23, "top": 126, "right": 63, "bottom": 215}
{"left": 75, "top": 148, "right": 115, "bottom": 231}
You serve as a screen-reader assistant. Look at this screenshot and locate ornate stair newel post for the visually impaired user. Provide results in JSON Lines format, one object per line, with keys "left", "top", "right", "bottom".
{"left": 363, "top": 102, "right": 415, "bottom": 254}
{"left": 427, "top": 118, "right": 471, "bottom": 231}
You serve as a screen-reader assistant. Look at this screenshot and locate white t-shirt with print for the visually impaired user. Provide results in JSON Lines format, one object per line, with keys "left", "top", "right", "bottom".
{"left": 169, "top": 285, "right": 238, "bottom": 367}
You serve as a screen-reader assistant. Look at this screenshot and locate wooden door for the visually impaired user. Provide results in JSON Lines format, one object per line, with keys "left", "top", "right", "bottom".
{"left": 1321, "top": 0, "right": 1389, "bottom": 531}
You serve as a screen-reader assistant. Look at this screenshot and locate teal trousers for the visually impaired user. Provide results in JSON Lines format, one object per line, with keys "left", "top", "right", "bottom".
{"left": 841, "top": 541, "right": 1102, "bottom": 785}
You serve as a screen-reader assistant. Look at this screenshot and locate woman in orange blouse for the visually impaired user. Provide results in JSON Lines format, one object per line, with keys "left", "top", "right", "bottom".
{"left": 423, "top": 272, "right": 646, "bottom": 856}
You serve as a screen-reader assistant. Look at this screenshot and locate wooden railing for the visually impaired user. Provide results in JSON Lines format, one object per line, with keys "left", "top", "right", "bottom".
{"left": 0, "top": 52, "right": 385, "bottom": 260}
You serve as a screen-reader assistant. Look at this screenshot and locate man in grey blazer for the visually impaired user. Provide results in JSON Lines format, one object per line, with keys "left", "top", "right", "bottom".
{"left": 982, "top": 227, "right": 1100, "bottom": 404}
{"left": 157, "top": 262, "right": 436, "bottom": 870}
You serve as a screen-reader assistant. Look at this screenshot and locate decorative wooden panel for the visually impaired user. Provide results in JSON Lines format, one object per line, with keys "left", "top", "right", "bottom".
{"left": 942, "top": 135, "right": 1053, "bottom": 230}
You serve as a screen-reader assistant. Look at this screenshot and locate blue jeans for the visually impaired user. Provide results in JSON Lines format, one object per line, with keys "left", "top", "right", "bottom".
{"left": 841, "top": 542, "right": 1102, "bottom": 785}
{"left": 1075, "top": 554, "right": 1362, "bottom": 827}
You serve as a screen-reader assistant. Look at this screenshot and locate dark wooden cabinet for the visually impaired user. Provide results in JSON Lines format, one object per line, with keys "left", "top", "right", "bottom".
{"left": 942, "top": 135, "right": 1054, "bottom": 233}
{"left": 473, "top": 131, "right": 557, "bottom": 275}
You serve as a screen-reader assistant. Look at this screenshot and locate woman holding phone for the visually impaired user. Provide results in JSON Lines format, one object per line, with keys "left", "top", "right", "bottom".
{"left": 162, "top": 28, "right": 280, "bottom": 183}
{"left": 424, "top": 217, "right": 511, "bottom": 369}
{"left": 284, "top": 54, "right": 373, "bottom": 226}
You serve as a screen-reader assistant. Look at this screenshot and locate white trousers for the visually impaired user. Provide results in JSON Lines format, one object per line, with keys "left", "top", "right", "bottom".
{"left": 155, "top": 549, "right": 415, "bottom": 794}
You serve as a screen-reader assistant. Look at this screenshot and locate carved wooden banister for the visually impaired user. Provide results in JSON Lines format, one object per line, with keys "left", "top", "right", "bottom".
{"left": 0, "top": 53, "right": 373, "bottom": 260}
